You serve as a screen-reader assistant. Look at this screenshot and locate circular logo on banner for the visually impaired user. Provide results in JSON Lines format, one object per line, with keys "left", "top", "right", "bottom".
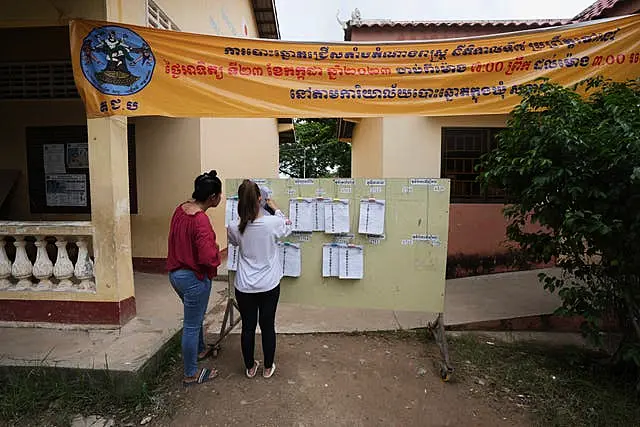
{"left": 80, "top": 25, "right": 155, "bottom": 96}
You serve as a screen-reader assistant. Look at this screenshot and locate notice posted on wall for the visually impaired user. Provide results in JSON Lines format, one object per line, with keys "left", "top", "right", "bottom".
{"left": 358, "top": 199, "right": 386, "bottom": 236}
{"left": 225, "top": 197, "right": 238, "bottom": 227}
{"left": 279, "top": 242, "right": 301, "bottom": 277}
{"left": 289, "top": 198, "right": 313, "bottom": 232}
{"left": 45, "top": 174, "right": 87, "bottom": 207}
{"left": 312, "top": 198, "right": 327, "bottom": 231}
{"left": 43, "top": 144, "right": 66, "bottom": 174}
{"left": 66, "top": 143, "right": 89, "bottom": 169}
{"left": 324, "top": 199, "right": 350, "bottom": 234}
{"left": 227, "top": 244, "right": 239, "bottom": 271}
{"left": 322, "top": 243, "right": 343, "bottom": 277}
{"left": 339, "top": 245, "right": 364, "bottom": 280}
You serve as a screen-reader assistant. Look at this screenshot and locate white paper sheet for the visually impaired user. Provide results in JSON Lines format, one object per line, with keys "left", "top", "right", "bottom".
{"left": 225, "top": 198, "right": 238, "bottom": 227}
{"left": 45, "top": 174, "right": 87, "bottom": 207}
{"left": 227, "top": 244, "right": 239, "bottom": 271}
{"left": 339, "top": 245, "right": 364, "bottom": 280}
{"left": 324, "top": 199, "right": 350, "bottom": 234}
{"left": 358, "top": 199, "right": 386, "bottom": 235}
{"left": 312, "top": 198, "right": 327, "bottom": 231}
{"left": 289, "top": 198, "right": 314, "bottom": 232}
{"left": 279, "top": 242, "right": 301, "bottom": 277}
{"left": 322, "top": 243, "right": 343, "bottom": 277}
{"left": 66, "top": 143, "right": 89, "bottom": 168}
{"left": 43, "top": 144, "right": 66, "bottom": 174}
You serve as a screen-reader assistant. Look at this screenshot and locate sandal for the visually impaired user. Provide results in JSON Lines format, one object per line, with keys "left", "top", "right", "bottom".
{"left": 246, "top": 361, "right": 260, "bottom": 379}
{"left": 263, "top": 363, "right": 276, "bottom": 379}
{"left": 183, "top": 367, "right": 219, "bottom": 387}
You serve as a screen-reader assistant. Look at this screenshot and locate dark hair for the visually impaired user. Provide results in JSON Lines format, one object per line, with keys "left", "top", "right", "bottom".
{"left": 192, "top": 170, "right": 222, "bottom": 202}
{"left": 237, "top": 179, "right": 260, "bottom": 234}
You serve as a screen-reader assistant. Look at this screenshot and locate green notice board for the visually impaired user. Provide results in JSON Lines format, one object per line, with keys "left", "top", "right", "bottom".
{"left": 225, "top": 178, "right": 450, "bottom": 313}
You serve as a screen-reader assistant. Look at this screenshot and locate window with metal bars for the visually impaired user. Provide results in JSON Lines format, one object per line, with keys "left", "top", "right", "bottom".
{"left": 0, "top": 61, "right": 78, "bottom": 100}
{"left": 441, "top": 127, "right": 506, "bottom": 203}
{"left": 147, "top": 0, "right": 180, "bottom": 31}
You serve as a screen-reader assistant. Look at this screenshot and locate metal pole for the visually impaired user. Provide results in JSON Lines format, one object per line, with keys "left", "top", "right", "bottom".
{"left": 303, "top": 147, "right": 307, "bottom": 178}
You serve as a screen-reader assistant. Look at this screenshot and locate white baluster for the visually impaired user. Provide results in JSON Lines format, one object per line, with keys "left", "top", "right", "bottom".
{"left": 53, "top": 238, "right": 75, "bottom": 291}
{"left": 0, "top": 237, "right": 11, "bottom": 290}
{"left": 74, "top": 238, "right": 95, "bottom": 293}
{"left": 32, "top": 236, "right": 54, "bottom": 291}
{"left": 11, "top": 237, "right": 33, "bottom": 290}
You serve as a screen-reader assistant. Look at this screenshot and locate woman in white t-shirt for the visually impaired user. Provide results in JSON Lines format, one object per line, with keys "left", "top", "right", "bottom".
{"left": 227, "top": 179, "right": 292, "bottom": 379}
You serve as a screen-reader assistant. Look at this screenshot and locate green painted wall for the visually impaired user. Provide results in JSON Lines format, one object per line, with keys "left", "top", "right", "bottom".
{"left": 226, "top": 178, "right": 449, "bottom": 313}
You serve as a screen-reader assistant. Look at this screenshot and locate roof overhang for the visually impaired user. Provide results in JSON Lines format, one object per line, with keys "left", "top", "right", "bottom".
{"left": 343, "top": 1, "right": 636, "bottom": 41}
{"left": 337, "top": 118, "right": 357, "bottom": 142}
{"left": 278, "top": 118, "right": 295, "bottom": 144}
{"left": 573, "top": 0, "right": 625, "bottom": 21}
{"left": 252, "top": 0, "right": 281, "bottom": 39}
{"left": 345, "top": 18, "right": 569, "bottom": 40}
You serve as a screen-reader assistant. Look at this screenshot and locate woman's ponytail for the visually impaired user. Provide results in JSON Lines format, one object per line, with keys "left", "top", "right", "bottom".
{"left": 237, "top": 179, "right": 260, "bottom": 234}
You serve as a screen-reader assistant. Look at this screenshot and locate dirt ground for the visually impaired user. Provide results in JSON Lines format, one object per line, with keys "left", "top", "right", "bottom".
{"left": 158, "top": 333, "right": 528, "bottom": 427}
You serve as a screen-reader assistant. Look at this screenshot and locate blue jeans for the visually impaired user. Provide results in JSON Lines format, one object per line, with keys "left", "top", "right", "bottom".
{"left": 169, "top": 270, "right": 212, "bottom": 377}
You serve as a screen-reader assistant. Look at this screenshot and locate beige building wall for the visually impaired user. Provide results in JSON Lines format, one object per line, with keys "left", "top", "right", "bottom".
{"left": 114, "top": 0, "right": 280, "bottom": 256}
{"left": 130, "top": 117, "right": 201, "bottom": 258}
{"left": 201, "top": 118, "right": 279, "bottom": 249}
{"left": 351, "top": 115, "right": 510, "bottom": 179}
{"left": 351, "top": 118, "right": 383, "bottom": 177}
{"left": 381, "top": 116, "right": 441, "bottom": 177}
{"left": 106, "top": 0, "right": 146, "bottom": 25}
{"left": 155, "top": 0, "right": 258, "bottom": 37}
{"left": 151, "top": 0, "right": 279, "bottom": 252}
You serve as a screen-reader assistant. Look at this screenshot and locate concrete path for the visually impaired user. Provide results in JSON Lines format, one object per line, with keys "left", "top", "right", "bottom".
{"left": 0, "top": 268, "right": 561, "bottom": 374}
{"left": 0, "top": 273, "right": 226, "bottom": 372}
{"left": 206, "top": 268, "right": 561, "bottom": 334}
{"left": 444, "top": 269, "right": 561, "bottom": 325}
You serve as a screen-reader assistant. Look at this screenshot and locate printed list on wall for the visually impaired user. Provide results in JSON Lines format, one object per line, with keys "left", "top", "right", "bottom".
{"left": 70, "top": 15, "right": 640, "bottom": 118}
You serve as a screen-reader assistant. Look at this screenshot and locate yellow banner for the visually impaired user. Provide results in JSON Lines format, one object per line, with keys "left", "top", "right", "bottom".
{"left": 70, "top": 16, "right": 640, "bottom": 119}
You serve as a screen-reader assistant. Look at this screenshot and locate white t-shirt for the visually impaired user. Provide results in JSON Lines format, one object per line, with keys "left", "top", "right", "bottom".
{"left": 227, "top": 210, "right": 292, "bottom": 293}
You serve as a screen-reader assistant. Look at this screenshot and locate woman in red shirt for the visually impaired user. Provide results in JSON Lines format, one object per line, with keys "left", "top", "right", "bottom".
{"left": 167, "top": 170, "right": 222, "bottom": 386}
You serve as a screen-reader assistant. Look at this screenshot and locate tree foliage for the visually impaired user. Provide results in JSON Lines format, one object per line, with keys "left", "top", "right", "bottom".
{"left": 279, "top": 118, "right": 351, "bottom": 178}
{"left": 479, "top": 78, "right": 640, "bottom": 381}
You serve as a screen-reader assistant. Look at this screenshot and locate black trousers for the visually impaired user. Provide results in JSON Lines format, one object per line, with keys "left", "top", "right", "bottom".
{"left": 235, "top": 285, "right": 280, "bottom": 370}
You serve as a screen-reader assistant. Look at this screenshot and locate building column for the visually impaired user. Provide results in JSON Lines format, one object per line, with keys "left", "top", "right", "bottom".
{"left": 351, "top": 118, "right": 383, "bottom": 177}
{"left": 88, "top": 116, "right": 136, "bottom": 325}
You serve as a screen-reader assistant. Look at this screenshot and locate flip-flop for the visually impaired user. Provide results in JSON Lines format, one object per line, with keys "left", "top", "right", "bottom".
{"left": 246, "top": 361, "right": 260, "bottom": 379}
{"left": 183, "top": 367, "right": 219, "bottom": 387}
{"left": 263, "top": 363, "right": 276, "bottom": 379}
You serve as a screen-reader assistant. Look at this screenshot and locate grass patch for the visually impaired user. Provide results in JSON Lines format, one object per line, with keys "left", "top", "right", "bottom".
{"left": 448, "top": 334, "right": 640, "bottom": 427}
{"left": 0, "top": 339, "right": 181, "bottom": 426}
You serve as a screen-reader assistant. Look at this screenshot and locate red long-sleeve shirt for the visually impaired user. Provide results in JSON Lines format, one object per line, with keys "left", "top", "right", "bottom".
{"left": 166, "top": 204, "right": 220, "bottom": 280}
